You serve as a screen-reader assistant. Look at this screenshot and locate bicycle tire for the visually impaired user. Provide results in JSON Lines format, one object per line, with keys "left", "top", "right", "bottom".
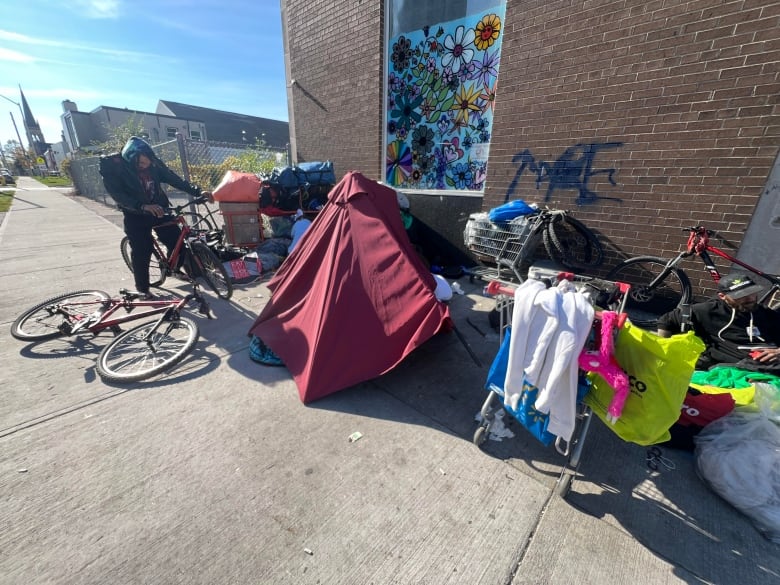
{"left": 96, "top": 316, "right": 199, "bottom": 383}
{"left": 190, "top": 241, "right": 233, "bottom": 299}
{"left": 545, "top": 215, "right": 604, "bottom": 269}
{"left": 11, "top": 290, "right": 111, "bottom": 341}
{"left": 181, "top": 212, "right": 217, "bottom": 233}
{"left": 120, "top": 236, "right": 167, "bottom": 287}
{"left": 606, "top": 256, "right": 693, "bottom": 328}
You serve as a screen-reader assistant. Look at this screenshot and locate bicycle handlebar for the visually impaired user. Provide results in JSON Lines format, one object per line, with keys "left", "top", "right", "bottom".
{"left": 163, "top": 195, "right": 209, "bottom": 217}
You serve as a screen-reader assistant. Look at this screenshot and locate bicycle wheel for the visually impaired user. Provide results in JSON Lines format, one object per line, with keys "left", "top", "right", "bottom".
{"left": 606, "top": 256, "right": 693, "bottom": 328}
{"left": 545, "top": 215, "right": 604, "bottom": 269}
{"left": 120, "top": 236, "right": 167, "bottom": 287}
{"left": 11, "top": 290, "right": 111, "bottom": 341}
{"left": 181, "top": 212, "right": 217, "bottom": 233}
{"left": 190, "top": 241, "right": 233, "bottom": 299}
{"left": 96, "top": 316, "right": 199, "bottom": 383}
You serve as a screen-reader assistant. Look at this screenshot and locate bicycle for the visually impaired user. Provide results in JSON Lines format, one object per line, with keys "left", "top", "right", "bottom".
{"left": 119, "top": 196, "right": 234, "bottom": 300}
{"left": 11, "top": 285, "right": 214, "bottom": 383}
{"left": 606, "top": 225, "right": 780, "bottom": 328}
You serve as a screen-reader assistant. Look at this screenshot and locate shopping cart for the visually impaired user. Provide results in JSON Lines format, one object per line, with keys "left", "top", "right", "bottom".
{"left": 463, "top": 211, "right": 545, "bottom": 284}
{"left": 473, "top": 274, "right": 630, "bottom": 497}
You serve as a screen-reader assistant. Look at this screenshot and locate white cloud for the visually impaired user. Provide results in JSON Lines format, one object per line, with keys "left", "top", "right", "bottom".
{"left": 73, "top": 0, "right": 122, "bottom": 19}
{"left": 0, "top": 29, "right": 162, "bottom": 62}
{"left": 0, "top": 48, "right": 36, "bottom": 63}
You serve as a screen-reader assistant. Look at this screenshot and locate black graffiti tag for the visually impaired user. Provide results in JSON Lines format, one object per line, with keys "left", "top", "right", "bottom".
{"left": 505, "top": 142, "right": 623, "bottom": 205}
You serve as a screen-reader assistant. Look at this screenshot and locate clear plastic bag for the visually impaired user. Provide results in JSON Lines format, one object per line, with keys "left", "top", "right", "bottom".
{"left": 754, "top": 382, "right": 780, "bottom": 424}
{"left": 694, "top": 411, "right": 780, "bottom": 543}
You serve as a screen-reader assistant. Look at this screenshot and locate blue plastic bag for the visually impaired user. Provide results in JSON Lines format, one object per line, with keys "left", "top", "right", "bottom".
{"left": 488, "top": 200, "right": 536, "bottom": 222}
{"left": 486, "top": 327, "right": 588, "bottom": 445}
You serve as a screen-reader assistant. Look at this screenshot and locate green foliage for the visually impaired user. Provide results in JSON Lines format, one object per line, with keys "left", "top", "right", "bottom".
{"left": 183, "top": 144, "right": 278, "bottom": 190}
{"left": 90, "top": 114, "right": 147, "bottom": 154}
{"left": 59, "top": 158, "right": 72, "bottom": 179}
{"left": 0, "top": 190, "right": 14, "bottom": 212}
{"left": 34, "top": 175, "right": 72, "bottom": 187}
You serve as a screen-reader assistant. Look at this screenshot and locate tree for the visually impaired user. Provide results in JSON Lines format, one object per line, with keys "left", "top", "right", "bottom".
{"left": 90, "top": 114, "right": 147, "bottom": 154}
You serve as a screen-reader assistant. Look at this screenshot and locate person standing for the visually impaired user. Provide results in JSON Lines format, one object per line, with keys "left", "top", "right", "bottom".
{"left": 100, "top": 137, "right": 212, "bottom": 297}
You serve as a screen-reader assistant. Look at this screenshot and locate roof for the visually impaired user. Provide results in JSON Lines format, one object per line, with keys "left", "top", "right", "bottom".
{"left": 157, "top": 100, "right": 289, "bottom": 149}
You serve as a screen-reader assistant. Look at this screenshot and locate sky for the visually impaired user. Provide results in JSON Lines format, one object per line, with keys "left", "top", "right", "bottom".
{"left": 0, "top": 0, "right": 288, "bottom": 151}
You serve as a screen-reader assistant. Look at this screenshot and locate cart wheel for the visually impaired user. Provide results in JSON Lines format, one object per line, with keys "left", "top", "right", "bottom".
{"left": 473, "top": 425, "right": 489, "bottom": 447}
{"left": 555, "top": 471, "right": 574, "bottom": 498}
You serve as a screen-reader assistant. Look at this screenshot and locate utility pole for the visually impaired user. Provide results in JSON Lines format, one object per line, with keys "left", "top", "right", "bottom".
{"left": 9, "top": 112, "right": 31, "bottom": 173}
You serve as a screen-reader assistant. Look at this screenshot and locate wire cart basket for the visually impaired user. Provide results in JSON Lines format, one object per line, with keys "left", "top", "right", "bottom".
{"left": 474, "top": 274, "right": 631, "bottom": 497}
{"left": 463, "top": 212, "right": 545, "bottom": 284}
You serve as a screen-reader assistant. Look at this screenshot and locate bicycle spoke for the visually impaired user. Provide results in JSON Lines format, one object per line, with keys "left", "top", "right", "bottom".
{"left": 96, "top": 318, "right": 199, "bottom": 382}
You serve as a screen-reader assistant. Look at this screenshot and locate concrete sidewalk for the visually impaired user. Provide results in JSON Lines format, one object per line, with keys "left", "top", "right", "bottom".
{"left": 0, "top": 177, "right": 776, "bottom": 585}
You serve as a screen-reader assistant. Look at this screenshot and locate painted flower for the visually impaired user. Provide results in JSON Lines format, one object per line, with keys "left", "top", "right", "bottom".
{"left": 388, "top": 72, "right": 402, "bottom": 93}
{"left": 480, "top": 81, "right": 497, "bottom": 113}
{"left": 419, "top": 98, "right": 435, "bottom": 119}
{"left": 441, "top": 25, "right": 475, "bottom": 74}
{"left": 474, "top": 14, "right": 501, "bottom": 51}
{"left": 386, "top": 140, "right": 413, "bottom": 185}
{"left": 391, "top": 92, "right": 423, "bottom": 130}
{"left": 437, "top": 115, "right": 451, "bottom": 135}
{"left": 391, "top": 36, "right": 412, "bottom": 72}
{"left": 450, "top": 162, "right": 473, "bottom": 189}
{"left": 411, "top": 125, "right": 435, "bottom": 155}
{"left": 426, "top": 56, "right": 437, "bottom": 73}
{"left": 441, "top": 66, "right": 454, "bottom": 87}
{"left": 470, "top": 49, "right": 500, "bottom": 87}
{"left": 450, "top": 82, "right": 482, "bottom": 125}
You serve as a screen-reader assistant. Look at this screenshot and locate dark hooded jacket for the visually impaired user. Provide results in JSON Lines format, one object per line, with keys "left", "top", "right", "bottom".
{"left": 99, "top": 136, "right": 201, "bottom": 214}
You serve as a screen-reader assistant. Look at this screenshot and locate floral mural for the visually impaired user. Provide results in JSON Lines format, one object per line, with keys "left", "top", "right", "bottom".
{"left": 386, "top": 10, "right": 505, "bottom": 191}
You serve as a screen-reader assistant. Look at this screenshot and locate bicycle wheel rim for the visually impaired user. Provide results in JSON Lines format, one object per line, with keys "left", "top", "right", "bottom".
{"left": 546, "top": 216, "right": 604, "bottom": 269}
{"left": 96, "top": 317, "right": 199, "bottom": 382}
{"left": 11, "top": 290, "right": 111, "bottom": 341}
{"left": 191, "top": 243, "right": 233, "bottom": 299}
{"left": 121, "top": 236, "right": 166, "bottom": 287}
{"left": 606, "top": 257, "right": 691, "bottom": 328}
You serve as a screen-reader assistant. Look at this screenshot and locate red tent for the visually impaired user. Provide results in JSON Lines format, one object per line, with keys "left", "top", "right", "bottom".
{"left": 248, "top": 171, "right": 452, "bottom": 403}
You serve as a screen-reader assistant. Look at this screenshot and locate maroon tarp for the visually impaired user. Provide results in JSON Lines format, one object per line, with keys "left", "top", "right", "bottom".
{"left": 248, "top": 171, "right": 452, "bottom": 403}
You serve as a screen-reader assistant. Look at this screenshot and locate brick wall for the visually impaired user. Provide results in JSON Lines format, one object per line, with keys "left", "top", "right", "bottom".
{"left": 485, "top": 0, "right": 780, "bottom": 295}
{"left": 283, "top": 0, "right": 384, "bottom": 180}
{"left": 284, "top": 0, "right": 779, "bottom": 296}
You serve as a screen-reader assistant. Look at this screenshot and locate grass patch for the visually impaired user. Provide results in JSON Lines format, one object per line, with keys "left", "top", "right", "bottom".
{"left": 34, "top": 176, "right": 72, "bottom": 187}
{"left": 0, "top": 189, "right": 14, "bottom": 212}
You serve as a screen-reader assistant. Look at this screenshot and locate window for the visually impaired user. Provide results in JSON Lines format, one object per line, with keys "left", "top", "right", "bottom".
{"left": 190, "top": 130, "right": 201, "bottom": 141}
{"left": 166, "top": 127, "right": 178, "bottom": 138}
{"left": 385, "top": 0, "right": 506, "bottom": 192}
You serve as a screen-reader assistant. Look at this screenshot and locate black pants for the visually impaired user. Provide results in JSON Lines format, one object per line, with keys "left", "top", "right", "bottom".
{"left": 123, "top": 213, "right": 181, "bottom": 292}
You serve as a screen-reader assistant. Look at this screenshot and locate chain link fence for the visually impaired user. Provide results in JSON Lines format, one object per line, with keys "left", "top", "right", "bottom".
{"left": 67, "top": 135, "right": 288, "bottom": 215}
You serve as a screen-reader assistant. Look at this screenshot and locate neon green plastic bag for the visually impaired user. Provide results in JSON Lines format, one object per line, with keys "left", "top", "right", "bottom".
{"left": 585, "top": 321, "right": 704, "bottom": 445}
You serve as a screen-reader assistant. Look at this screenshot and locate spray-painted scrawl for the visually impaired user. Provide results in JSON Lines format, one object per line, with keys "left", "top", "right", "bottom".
{"left": 505, "top": 142, "right": 623, "bottom": 205}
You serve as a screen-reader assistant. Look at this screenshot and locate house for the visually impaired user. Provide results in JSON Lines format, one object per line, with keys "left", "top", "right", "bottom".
{"left": 156, "top": 101, "right": 290, "bottom": 150}
{"left": 60, "top": 99, "right": 290, "bottom": 153}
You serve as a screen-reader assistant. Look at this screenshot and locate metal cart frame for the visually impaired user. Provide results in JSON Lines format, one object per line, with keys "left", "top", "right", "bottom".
{"left": 473, "top": 276, "right": 630, "bottom": 497}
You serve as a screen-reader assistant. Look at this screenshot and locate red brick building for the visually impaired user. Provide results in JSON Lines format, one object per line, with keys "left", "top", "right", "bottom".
{"left": 281, "top": 0, "right": 780, "bottom": 297}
